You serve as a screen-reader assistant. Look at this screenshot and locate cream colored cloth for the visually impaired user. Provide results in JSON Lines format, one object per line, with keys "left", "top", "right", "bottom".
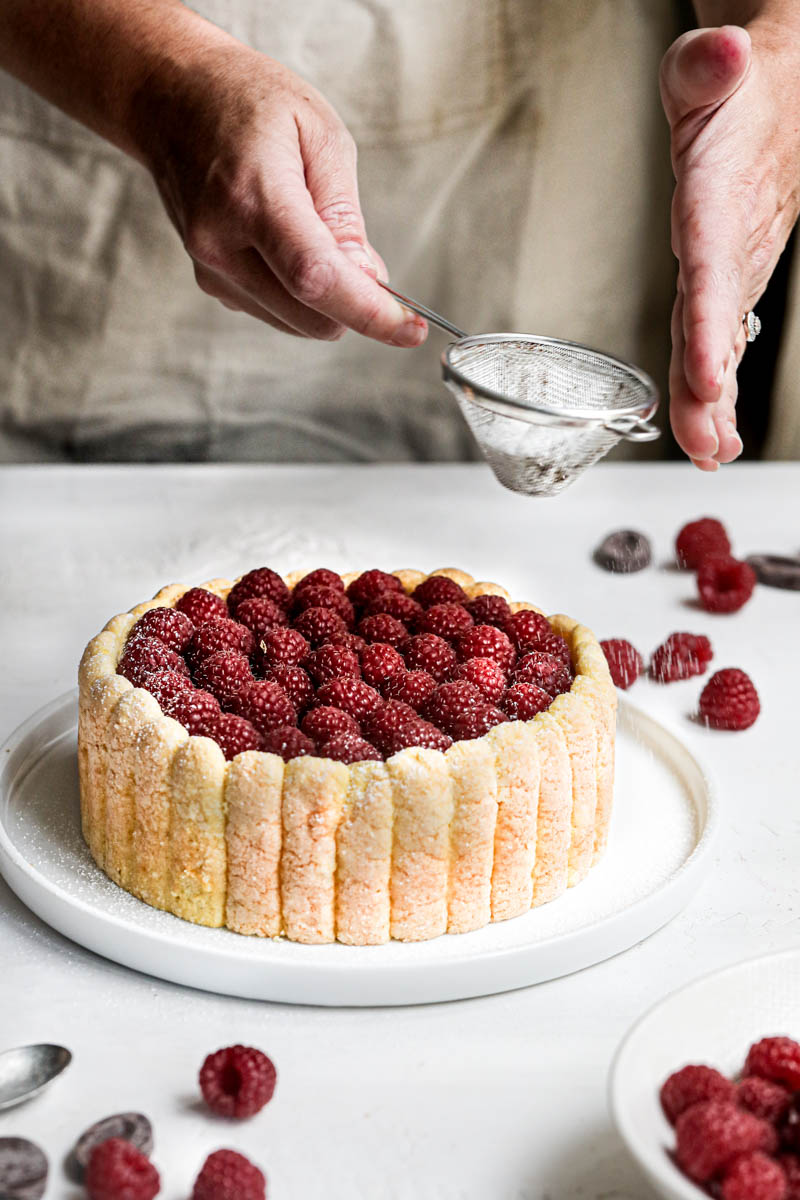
{"left": 1, "top": 0, "right": 764, "bottom": 463}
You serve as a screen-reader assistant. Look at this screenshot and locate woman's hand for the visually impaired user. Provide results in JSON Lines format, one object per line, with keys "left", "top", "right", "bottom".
{"left": 660, "top": 24, "right": 800, "bottom": 467}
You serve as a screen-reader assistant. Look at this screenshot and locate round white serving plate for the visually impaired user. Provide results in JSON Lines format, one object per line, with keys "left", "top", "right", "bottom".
{"left": 610, "top": 948, "right": 800, "bottom": 1200}
{"left": 0, "top": 691, "right": 717, "bottom": 1007}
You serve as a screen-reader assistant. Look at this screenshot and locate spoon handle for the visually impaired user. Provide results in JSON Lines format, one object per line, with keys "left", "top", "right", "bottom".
{"left": 377, "top": 281, "right": 469, "bottom": 340}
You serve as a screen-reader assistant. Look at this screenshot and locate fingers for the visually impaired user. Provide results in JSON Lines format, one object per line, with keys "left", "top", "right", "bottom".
{"left": 669, "top": 289, "right": 720, "bottom": 463}
{"left": 660, "top": 26, "right": 751, "bottom": 131}
{"left": 193, "top": 263, "right": 306, "bottom": 336}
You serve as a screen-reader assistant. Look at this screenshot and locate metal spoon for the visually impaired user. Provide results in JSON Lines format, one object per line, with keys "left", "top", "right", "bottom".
{"left": 0, "top": 1044, "right": 72, "bottom": 1110}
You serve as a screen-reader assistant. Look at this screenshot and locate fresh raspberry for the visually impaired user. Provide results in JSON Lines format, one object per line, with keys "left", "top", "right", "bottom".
{"left": 291, "top": 584, "right": 354, "bottom": 627}
{"left": 721, "top": 1152, "right": 788, "bottom": 1200}
{"left": 675, "top": 1100, "right": 775, "bottom": 1183}
{"left": 85, "top": 1138, "right": 160, "bottom": 1200}
{"left": 382, "top": 669, "right": 438, "bottom": 711}
{"left": 346, "top": 569, "right": 403, "bottom": 609}
{"left": 416, "top": 602, "right": 474, "bottom": 641}
{"left": 450, "top": 704, "right": 508, "bottom": 741}
{"left": 676, "top": 517, "right": 732, "bottom": 569}
{"left": 384, "top": 716, "right": 453, "bottom": 754}
{"left": 360, "top": 643, "right": 406, "bottom": 689}
{"left": 504, "top": 609, "right": 552, "bottom": 653}
{"left": 698, "top": 555, "right": 757, "bottom": 614}
{"left": 739, "top": 1077, "right": 794, "bottom": 1124}
{"left": 176, "top": 587, "right": 228, "bottom": 626}
{"left": 292, "top": 606, "right": 347, "bottom": 648}
{"left": 129, "top": 607, "right": 195, "bottom": 653}
{"left": 650, "top": 632, "right": 713, "bottom": 683}
{"left": 188, "top": 618, "right": 255, "bottom": 664}
{"left": 514, "top": 650, "right": 572, "bottom": 697}
{"left": 454, "top": 657, "right": 507, "bottom": 703}
{"left": 212, "top": 713, "right": 263, "bottom": 759}
{"left": 261, "top": 726, "right": 315, "bottom": 761}
{"left": 199, "top": 1044, "right": 277, "bottom": 1118}
{"left": 118, "top": 636, "right": 190, "bottom": 688}
{"left": 163, "top": 688, "right": 221, "bottom": 735}
{"left": 258, "top": 627, "right": 310, "bottom": 670}
{"left": 320, "top": 733, "right": 382, "bottom": 763}
{"left": 362, "top": 701, "right": 419, "bottom": 754}
{"left": 402, "top": 633, "right": 458, "bottom": 682}
{"left": 600, "top": 639, "right": 644, "bottom": 689}
{"left": 227, "top": 567, "right": 289, "bottom": 615}
{"left": 466, "top": 593, "right": 512, "bottom": 628}
{"left": 423, "top": 680, "right": 483, "bottom": 735}
{"left": 524, "top": 630, "right": 572, "bottom": 668}
{"left": 782, "top": 1102, "right": 800, "bottom": 1154}
{"left": 192, "top": 1149, "right": 265, "bottom": 1200}
{"left": 778, "top": 1155, "right": 800, "bottom": 1199}
{"left": 315, "top": 677, "right": 382, "bottom": 722}
{"left": 196, "top": 650, "right": 253, "bottom": 706}
{"left": 502, "top": 682, "right": 552, "bottom": 720}
{"left": 234, "top": 597, "right": 288, "bottom": 637}
{"left": 266, "top": 665, "right": 314, "bottom": 713}
{"left": 699, "top": 668, "right": 760, "bottom": 731}
{"left": 143, "top": 668, "right": 194, "bottom": 708}
{"left": 304, "top": 644, "right": 361, "bottom": 686}
{"left": 412, "top": 575, "right": 468, "bottom": 608}
{"left": 746, "top": 1039, "right": 800, "bottom": 1090}
{"left": 356, "top": 613, "right": 409, "bottom": 648}
{"left": 293, "top": 568, "right": 344, "bottom": 594}
{"left": 456, "top": 625, "right": 517, "bottom": 673}
{"left": 301, "top": 705, "right": 361, "bottom": 746}
{"left": 362, "top": 590, "right": 423, "bottom": 628}
{"left": 660, "top": 1065, "right": 737, "bottom": 1125}
{"left": 234, "top": 679, "right": 296, "bottom": 734}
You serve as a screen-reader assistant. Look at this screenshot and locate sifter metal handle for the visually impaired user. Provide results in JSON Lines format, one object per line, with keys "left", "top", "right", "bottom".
{"left": 602, "top": 415, "right": 661, "bottom": 442}
{"left": 377, "top": 281, "right": 469, "bottom": 340}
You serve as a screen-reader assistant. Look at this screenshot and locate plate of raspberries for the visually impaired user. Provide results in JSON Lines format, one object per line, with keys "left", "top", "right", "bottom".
{"left": 610, "top": 949, "right": 800, "bottom": 1200}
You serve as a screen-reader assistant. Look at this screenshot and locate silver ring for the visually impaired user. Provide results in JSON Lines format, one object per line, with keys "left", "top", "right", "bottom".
{"left": 743, "top": 310, "right": 761, "bottom": 343}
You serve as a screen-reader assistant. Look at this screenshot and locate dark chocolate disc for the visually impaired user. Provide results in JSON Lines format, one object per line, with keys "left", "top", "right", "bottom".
{"left": 746, "top": 554, "right": 800, "bottom": 591}
{"left": 593, "top": 529, "right": 652, "bottom": 573}
{"left": 0, "top": 1138, "right": 48, "bottom": 1200}
{"left": 66, "top": 1112, "right": 153, "bottom": 1183}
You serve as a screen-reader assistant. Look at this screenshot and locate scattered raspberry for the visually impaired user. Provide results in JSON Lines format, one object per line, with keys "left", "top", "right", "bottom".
{"left": 423, "top": 680, "right": 483, "bottom": 736}
{"left": 257, "top": 627, "right": 310, "bottom": 670}
{"left": 321, "top": 732, "right": 382, "bottom": 764}
{"left": 456, "top": 625, "right": 517, "bottom": 673}
{"left": 291, "top": 584, "right": 354, "bottom": 626}
{"left": 315, "top": 677, "right": 382, "bottom": 722}
{"left": 384, "top": 716, "right": 453, "bottom": 754}
{"left": 382, "top": 669, "right": 438, "bottom": 711}
{"left": 698, "top": 555, "right": 757, "bottom": 614}
{"left": 292, "top": 606, "right": 347, "bottom": 648}
{"left": 746, "top": 1040, "right": 800, "bottom": 1091}
{"left": 660, "top": 1065, "right": 737, "bottom": 1126}
{"left": 675, "top": 1101, "right": 774, "bottom": 1183}
{"left": 600, "top": 639, "right": 644, "bottom": 689}
{"left": 234, "top": 679, "right": 296, "bottom": 735}
{"left": 130, "top": 607, "right": 195, "bottom": 653}
{"left": 261, "top": 726, "right": 315, "bottom": 761}
{"left": 227, "top": 567, "right": 289, "bottom": 615}
{"left": 502, "top": 682, "right": 552, "bottom": 720}
{"left": 176, "top": 587, "right": 228, "bottom": 626}
{"left": 450, "top": 704, "right": 508, "bottom": 740}
{"left": 234, "top": 597, "right": 288, "bottom": 637}
{"left": 454, "top": 657, "right": 507, "bottom": 703}
{"left": 416, "top": 602, "right": 474, "bottom": 641}
{"left": 213, "top": 713, "right": 263, "bottom": 759}
{"left": 191, "top": 1149, "right": 265, "bottom": 1200}
{"left": 118, "top": 636, "right": 189, "bottom": 688}
{"left": 356, "top": 613, "right": 409, "bottom": 648}
{"left": 650, "top": 632, "right": 713, "bottom": 683}
{"left": 360, "top": 643, "right": 406, "bottom": 690}
{"left": 162, "top": 688, "right": 221, "bottom": 735}
{"left": 402, "top": 633, "right": 458, "bottom": 683}
{"left": 301, "top": 705, "right": 361, "bottom": 747}
{"left": 304, "top": 644, "right": 361, "bottom": 686}
{"left": 676, "top": 517, "right": 732, "bottom": 569}
{"left": 739, "top": 1078, "right": 794, "bottom": 1125}
{"left": 199, "top": 1044, "right": 277, "bottom": 1119}
{"left": 196, "top": 650, "right": 253, "bottom": 707}
{"left": 412, "top": 575, "right": 468, "bottom": 608}
{"left": 346, "top": 569, "right": 403, "bottom": 609}
{"left": 85, "top": 1138, "right": 160, "bottom": 1200}
{"left": 293, "top": 568, "right": 344, "bottom": 594}
{"left": 188, "top": 618, "right": 255, "bottom": 664}
{"left": 466, "top": 593, "right": 512, "bottom": 628}
{"left": 266, "top": 665, "right": 314, "bottom": 714}
{"left": 362, "top": 701, "right": 418, "bottom": 754}
{"left": 514, "top": 650, "right": 572, "bottom": 697}
{"left": 362, "top": 590, "right": 423, "bottom": 628}
{"left": 143, "top": 668, "right": 194, "bottom": 708}
{"left": 699, "top": 668, "right": 761, "bottom": 731}
{"left": 721, "top": 1152, "right": 788, "bottom": 1200}
{"left": 504, "top": 609, "right": 552, "bottom": 653}
{"left": 778, "top": 1155, "right": 800, "bottom": 1199}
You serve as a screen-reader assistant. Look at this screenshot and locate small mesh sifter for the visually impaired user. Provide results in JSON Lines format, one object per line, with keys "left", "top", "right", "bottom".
{"left": 380, "top": 282, "right": 660, "bottom": 497}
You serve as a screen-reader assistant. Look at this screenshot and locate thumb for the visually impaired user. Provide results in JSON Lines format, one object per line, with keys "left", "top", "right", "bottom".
{"left": 660, "top": 26, "right": 751, "bottom": 129}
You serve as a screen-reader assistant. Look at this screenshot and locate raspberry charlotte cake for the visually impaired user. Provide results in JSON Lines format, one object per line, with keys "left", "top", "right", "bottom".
{"left": 78, "top": 567, "right": 616, "bottom": 945}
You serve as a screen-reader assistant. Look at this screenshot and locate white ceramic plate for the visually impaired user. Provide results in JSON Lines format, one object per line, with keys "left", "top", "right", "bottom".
{"left": 0, "top": 691, "right": 717, "bottom": 1006}
{"left": 610, "top": 948, "right": 800, "bottom": 1200}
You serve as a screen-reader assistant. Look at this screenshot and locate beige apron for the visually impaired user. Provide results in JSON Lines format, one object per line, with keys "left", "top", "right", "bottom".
{"left": 0, "top": 0, "right": 744, "bottom": 464}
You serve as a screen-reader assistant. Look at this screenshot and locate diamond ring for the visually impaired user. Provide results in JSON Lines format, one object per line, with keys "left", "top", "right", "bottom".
{"left": 743, "top": 310, "right": 761, "bottom": 343}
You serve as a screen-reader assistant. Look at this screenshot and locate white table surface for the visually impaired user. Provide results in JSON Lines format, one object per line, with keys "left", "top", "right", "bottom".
{"left": 0, "top": 462, "right": 797, "bottom": 1200}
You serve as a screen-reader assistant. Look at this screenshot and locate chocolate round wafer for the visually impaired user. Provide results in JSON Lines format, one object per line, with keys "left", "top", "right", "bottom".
{"left": 593, "top": 529, "right": 652, "bottom": 573}
{"left": 0, "top": 1138, "right": 48, "bottom": 1200}
{"left": 66, "top": 1112, "right": 153, "bottom": 1183}
{"left": 746, "top": 554, "right": 800, "bottom": 591}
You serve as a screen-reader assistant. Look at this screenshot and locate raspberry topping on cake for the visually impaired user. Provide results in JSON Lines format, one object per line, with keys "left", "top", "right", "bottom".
{"left": 258, "top": 627, "right": 309, "bottom": 669}
{"left": 188, "top": 618, "right": 255, "bottom": 664}
{"left": 176, "top": 587, "right": 228, "bottom": 625}
{"left": 195, "top": 650, "right": 253, "bottom": 707}
{"left": 292, "top": 606, "right": 348, "bottom": 647}
{"left": 162, "top": 688, "right": 221, "bottom": 735}
{"left": 600, "top": 639, "right": 644, "bottom": 689}
{"left": 675, "top": 1101, "right": 775, "bottom": 1183}
{"left": 423, "top": 681, "right": 483, "bottom": 736}
{"left": 291, "top": 584, "right": 354, "bottom": 626}
{"left": 85, "top": 1138, "right": 159, "bottom": 1200}
{"left": 320, "top": 732, "right": 382, "bottom": 763}
{"left": 456, "top": 625, "right": 517, "bottom": 673}
{"left": 304, "top": 644, "right": 361, "bottom": 685}
{"left": 660, "top": 1065, "right": 738, "bottom": 1125}
{"left": 412, "top": 575, "right": 468, "bottom": 608}
{"left": 450, "top": 705, "right": 508, "bottom": 740}
{"left": 213, "top": 713, "right": 263, "bottom": 759}
{"left": 261, "top": 726, "right": 315, "bottom": 761}
{"left": 514, "top": 650, "right": 572, "bottom": 697}
{"left": 362, "top": 701, "right": 418, "bottom": 754}
{"left": 234, "top": 597, "right": 288, "bottom": 636}
{"left": 294, "top": 568, "right": 344, "bottom": 594}
{"left": 697, "top": 554, "right": 757, "bottom": 614}
{"left": 384, "top": 716, "right": 453, "bottom": 753}
{"left": 466, "top": 593, "right": 512, "bottom": 628}
{"left": 502, "top": 682, "right": 552, "bottom": 720}
{"left": 699, "top": 668, "right": 760, "bottom": 730}
{"left": 130, "top": 606, "right": 195, "bottom": 652}
{"left": 360, "top": 643, "right": 406, "bottom": 689}
{"left": 676, "top": 516, "right": 732, "bottom": 568}
{"left": 301, "top": 705, "right": 361, "bottom": 747}
{"left": 650, "top": 632, "right": 712, "bottom": 683}
{"left": 264, "top": 665, "right": 314, "bottom": 713}
{"left": 356, "top": 613, "right": 409, "bottom": 647}
{"left": 118, "top": 636, "right": 190, "bottom": 688}
{"left": 142, "top": 668, "right": 194, "bottom": 707}
{"left": 234, "top": 679, "right": 296, "bottom": 735}
{"left": 362, "top": 590, "right": 423, "bottom": 627}
{"left": 454, "top": 657, "right": 507, "bottom": 703}
{"left": 227, "top": 567, "right": 290, "bottom": 615}
{"left": 416, "top": 602, "right": 474, "bottom": 640}
{"left": 383, "top": 669, "right": 438, "bottom": 711}
{"left": 402, "top": 633, "right": 458, "bottom": 682}
{"left": 192, "top": 1149, "right": 266, "bottom": 1200}
{"left": 504, "top": 609, "right": 552, "bottom": 653}
{"left": 346, "top": 569, "right": 403, "bottom": 609}
{"left": 315, "top": 677, "right": 382, "bottom": 721}
{"left": 199, "top": 1044, "right": 277, "bottom": 1118}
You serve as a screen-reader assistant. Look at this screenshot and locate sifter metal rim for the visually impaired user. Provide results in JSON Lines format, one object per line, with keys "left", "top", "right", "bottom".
{"left": 441, "top": 333, "right": 660, "bottom": 437}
